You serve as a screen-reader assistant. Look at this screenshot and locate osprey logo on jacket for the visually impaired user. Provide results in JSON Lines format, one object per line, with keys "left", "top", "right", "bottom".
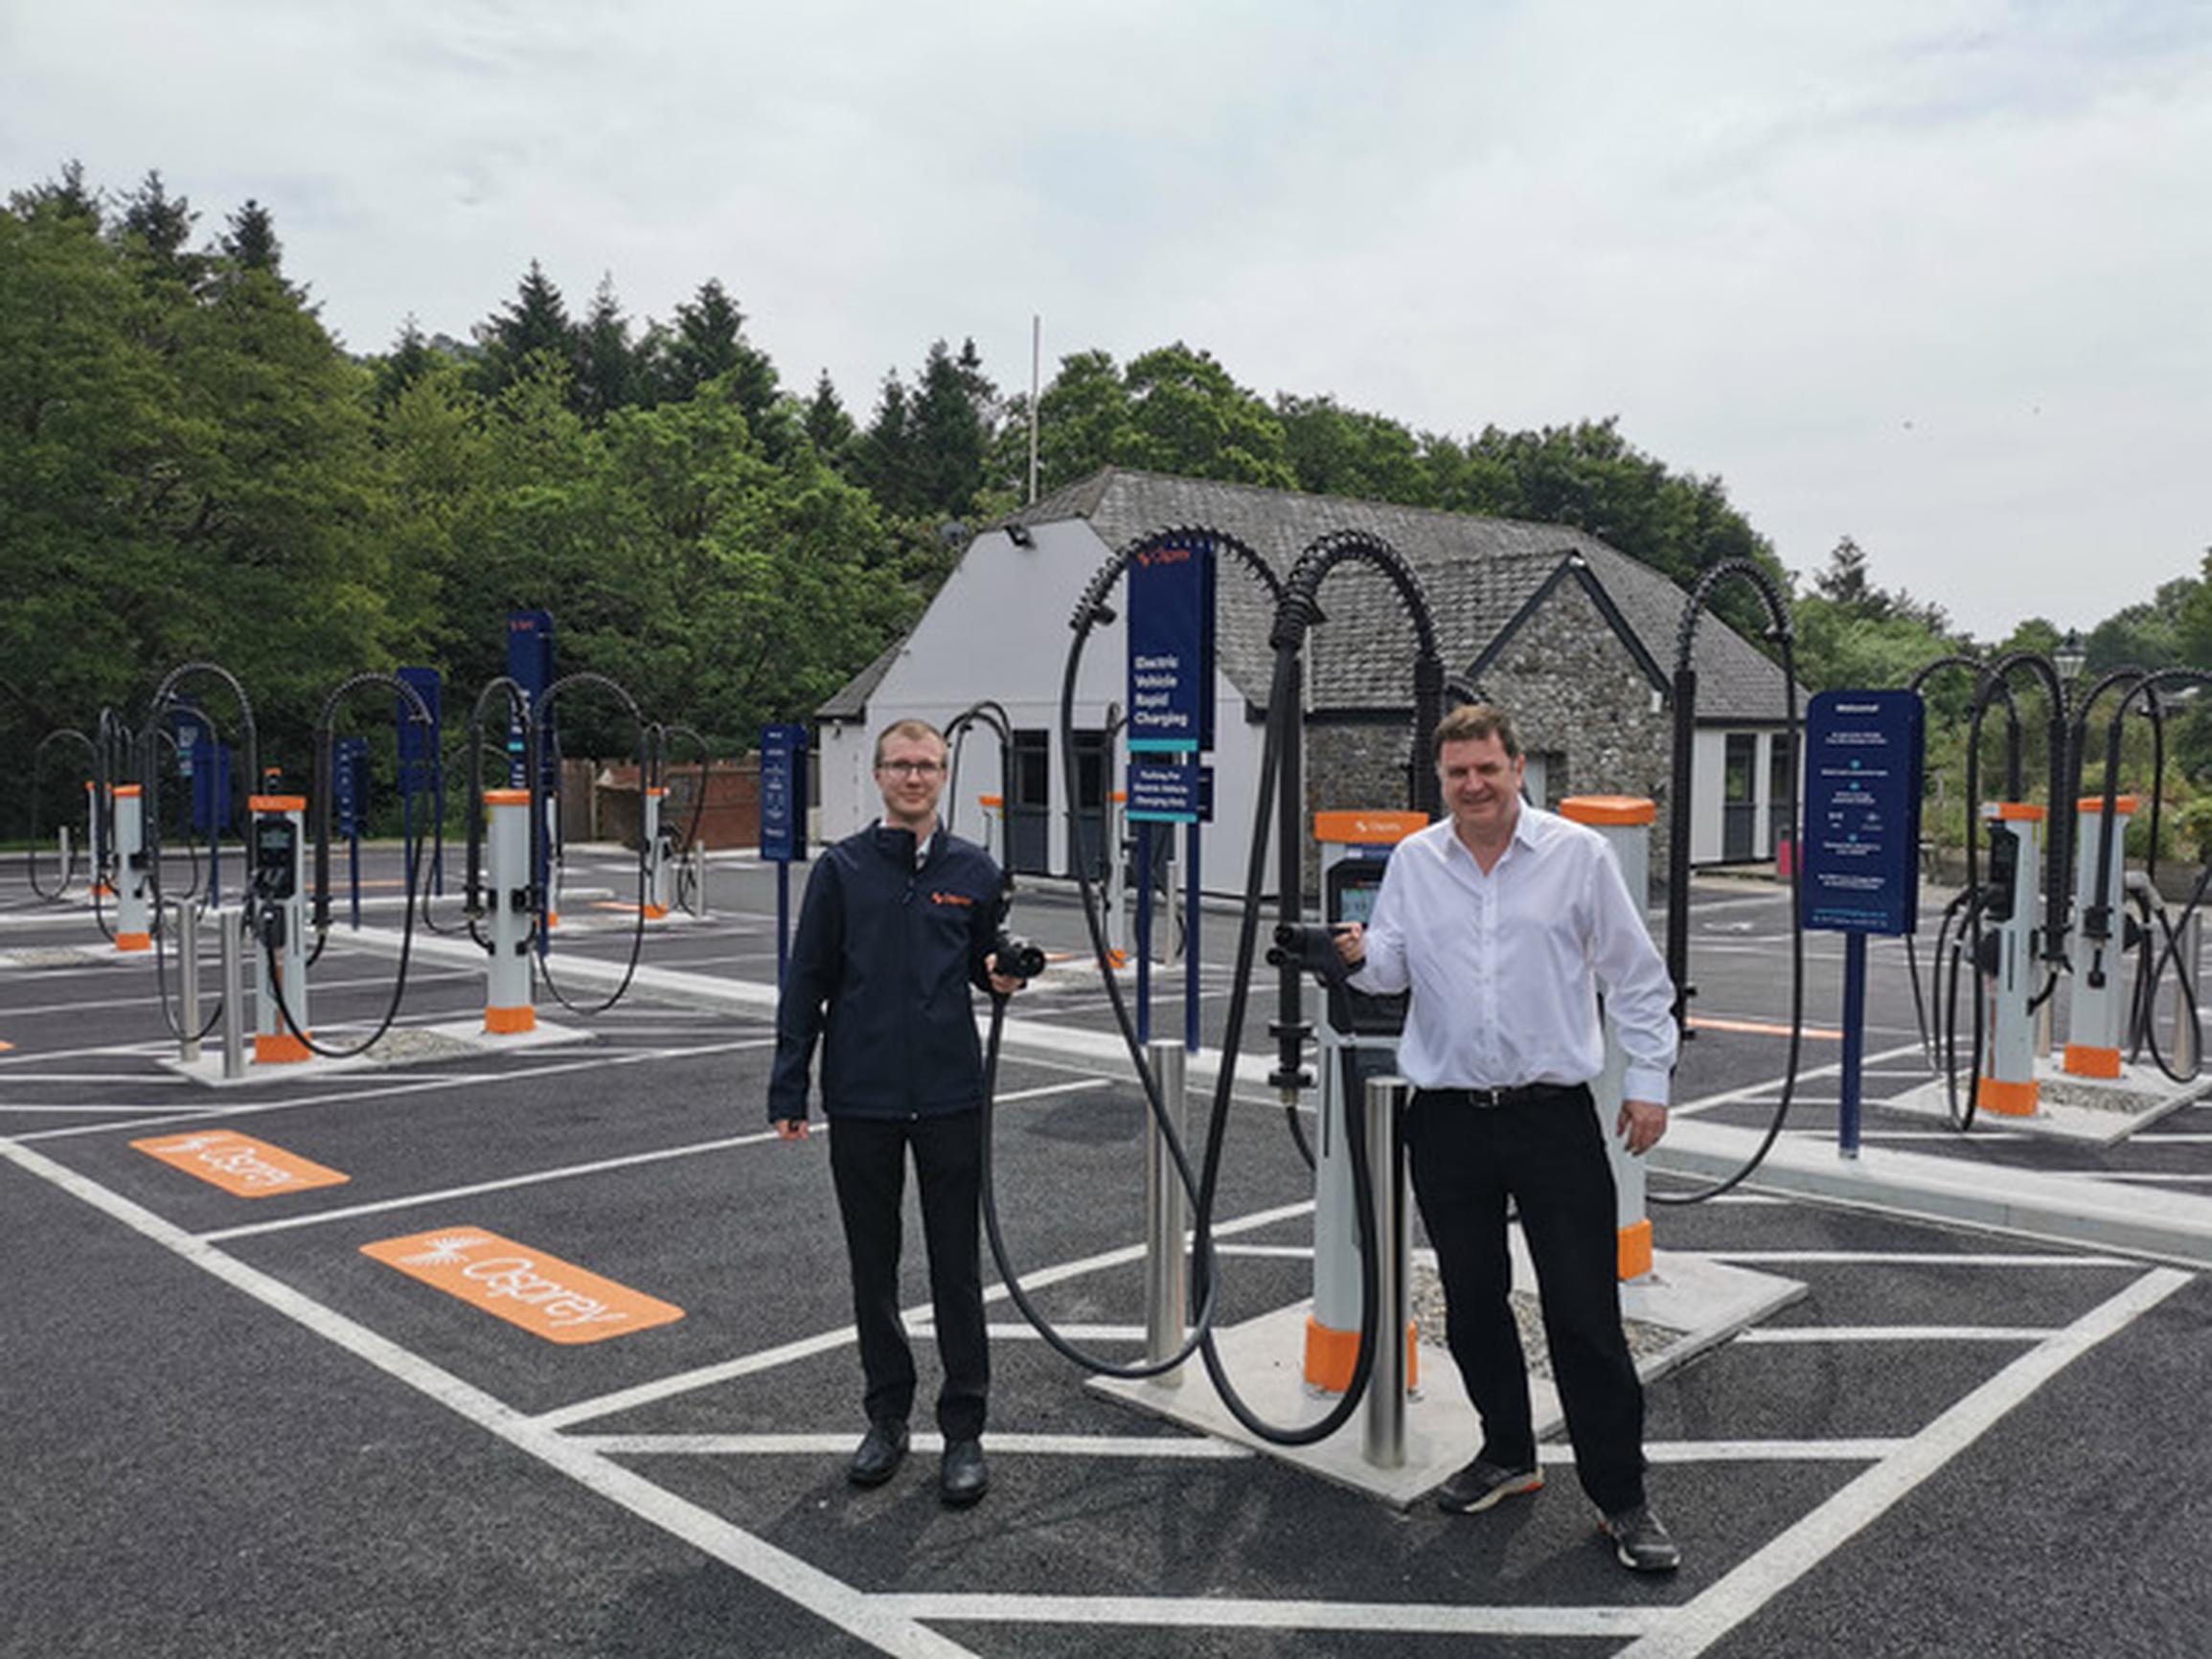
{"left": 768, "top": 825, "right": 1009, "bottom": 1123}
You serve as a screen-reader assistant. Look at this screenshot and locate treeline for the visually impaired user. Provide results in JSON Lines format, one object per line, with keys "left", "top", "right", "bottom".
{"left": 7, "top": 163, "right": 2203, "bottom": 807}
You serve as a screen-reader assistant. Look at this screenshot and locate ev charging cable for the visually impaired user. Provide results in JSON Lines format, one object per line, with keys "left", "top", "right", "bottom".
{"left": 1654, "top": 557, "right": 1807, "bottom": 1204}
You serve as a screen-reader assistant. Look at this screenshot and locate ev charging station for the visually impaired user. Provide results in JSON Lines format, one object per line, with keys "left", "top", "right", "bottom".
{"left": 1976, "top": 801, "right": 2045, "bottom": 1117}
{"left": 246, "top": 793, "right": 309, "bottom": 1063}
{"left": 1560, "top": 796, "right": 1659, "bottom": 1280}
{"left": 110, "top": 784, "right": 152, "bottom": 952}
{"left": 1304, "top": 810, "right": 1423, "bottom": 1395}
{"left": 2064, "top": 794, "right": 2135, "bottom": 1079}
{"left": 481, "top": 787, "right": 536, "bottom": 1034}
{"left": 641, "top": 784, "right": 672, "bottom": 920}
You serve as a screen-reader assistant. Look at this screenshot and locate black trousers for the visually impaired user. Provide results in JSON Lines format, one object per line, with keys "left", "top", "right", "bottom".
{"left": 827, "top": 1109, "right": 989, "bottom": 1440}
{"left": 1406, "top": 1084, "right": 1646, "bottom": 1513}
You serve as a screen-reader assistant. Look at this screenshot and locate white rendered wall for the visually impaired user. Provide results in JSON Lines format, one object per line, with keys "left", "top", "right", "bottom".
{"left": 816, "top": 521, "right": 1275, "bottom": 894}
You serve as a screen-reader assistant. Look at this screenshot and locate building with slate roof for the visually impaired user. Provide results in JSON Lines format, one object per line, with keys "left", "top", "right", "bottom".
{"left": 813, "top": 467, "right": 1804, "bottom": 891}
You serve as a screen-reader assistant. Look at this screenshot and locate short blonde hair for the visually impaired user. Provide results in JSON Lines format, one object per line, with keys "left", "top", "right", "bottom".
{"left": 873, "top": 717, "right": 947, "bottom": 769}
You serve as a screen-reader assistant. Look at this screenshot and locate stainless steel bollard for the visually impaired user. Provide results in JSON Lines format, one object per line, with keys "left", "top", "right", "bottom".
{"left": 692, "top": 840, "right": 709, "bottom": 919}
{"left": 2174, "top": 911, "right": 2202, "bottom": 1075}
{"left": 1143, "top": 1040, "right": 1188, "bottom": 1383}
{"left": 219, "top": 908, "right": 247, "bottom": 1079}
{"left": 1363, "top": 1074, "right": 1412, "bottom": 1469}
{"left": 178, "top": 900, "right": 202, "bottom": 1064}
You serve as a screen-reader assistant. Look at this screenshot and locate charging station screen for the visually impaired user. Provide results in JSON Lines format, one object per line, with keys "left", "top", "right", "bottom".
{"left": 1334, "top": 879, "right": 1380, "bottom": 927}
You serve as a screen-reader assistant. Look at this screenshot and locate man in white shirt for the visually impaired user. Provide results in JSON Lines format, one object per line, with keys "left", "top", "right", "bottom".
{"left": 1334, "top": 702, "right": 1681, "bottom": 1572}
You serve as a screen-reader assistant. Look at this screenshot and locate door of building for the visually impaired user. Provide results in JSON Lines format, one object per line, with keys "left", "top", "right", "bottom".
{"left": 1723, "top": 733, "right": 1757, "bottom": 862}
{"left": 1007, "top": 729, "right": 1050, "bottom": 875}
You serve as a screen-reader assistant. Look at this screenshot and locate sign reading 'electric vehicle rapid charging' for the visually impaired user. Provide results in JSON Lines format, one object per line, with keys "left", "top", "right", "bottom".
{"left": 1127, "top": 540, "right": 1217, "bottom": 753}
{"left": 1800, "top": 690, "right": 1925, "bottom": 937}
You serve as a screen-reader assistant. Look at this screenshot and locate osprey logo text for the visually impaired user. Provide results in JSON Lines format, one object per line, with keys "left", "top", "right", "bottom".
{"left": 133, "top": 1130, "right": 350, "bottom": 1197}
{"left": 931, "top": 890, "right": 975, "bottom": 907}
{"left": 362, "top": 1227, "right": 684, "bottom": 1345}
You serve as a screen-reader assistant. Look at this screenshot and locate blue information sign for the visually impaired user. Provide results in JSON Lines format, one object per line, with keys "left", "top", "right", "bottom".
{"left": 1128, "top": 761, "right": 1209, "bottom": 825}
{"left": 191, "top": 740, "right": 232, "bottom": 836}
{"left": 1800, "top": 690, "right": 1926, "bottom": 937}
{"left": 760, "top": 723, "right": 808, "bottom": 864}
{"left": 1127, "top": 539, "right": 1216, "bottom": 754}
{"left": 507, "top": 610, "right": 555, "bottom": 787}
{"left": 332, "top": 737, "right": 370, "bottom": 836}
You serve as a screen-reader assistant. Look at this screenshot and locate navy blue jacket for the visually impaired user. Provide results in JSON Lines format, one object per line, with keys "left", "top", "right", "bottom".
{"left": 767, "top": 823, "right": 1008, "bottom": 1122}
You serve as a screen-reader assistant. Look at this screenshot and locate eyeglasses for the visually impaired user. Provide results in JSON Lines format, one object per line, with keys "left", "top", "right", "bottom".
{"left": 877, "top": 759, "right": 944, "bottom": 777}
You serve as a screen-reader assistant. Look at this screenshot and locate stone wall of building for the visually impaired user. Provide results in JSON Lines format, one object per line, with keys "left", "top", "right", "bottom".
{"left": 1299, "top": 581, "right": 1680, "bottom": 898}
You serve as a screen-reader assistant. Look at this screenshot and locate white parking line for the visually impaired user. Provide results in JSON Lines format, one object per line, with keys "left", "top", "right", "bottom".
{"left": 570, "top": 1432, "right": 1253, "bottom": 1460}
{"left": 532, "top": 1199, "right": 1315, "bottom": 1432}
{"left": 1695, "top": 1250, "right": 2138, "bottom": 1266}
{"left": 1733, "top": 1325, "right": 2055, "bottom": 1343}
{"left": 16, "top": 1039, "right": 773, "bottom": 1143}
{"left": 1671, "top": 1041, "right": 1927, "bottom": 1119}
{"left": 0, "top": 1133, "right": 975, "bottom": 1659}
{"left": 872, "top": 1593, "right": 1665, "bottom": 1640}
{"left": 1615, "top": 1267, "right": 2191, "bottom": 1659}
{"left": 1586, "top": 1440, "right": 1906, "bottom": 1463}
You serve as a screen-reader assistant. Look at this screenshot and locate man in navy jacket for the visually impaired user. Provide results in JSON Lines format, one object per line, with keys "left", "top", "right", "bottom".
{"left": 771, "top": 717, "right": 1025, "bottom": 1506}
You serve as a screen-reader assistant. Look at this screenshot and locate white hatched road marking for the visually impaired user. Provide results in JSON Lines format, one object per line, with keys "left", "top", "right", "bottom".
{"left": 1614, "top": 1267, "right": 2192, "bottom": 1659}
{"left": 532, "top": 1199, "right": 1314, "bottom": 1431}
{"left": 0, "top": 1134, "right": 976, "bottom": 1659}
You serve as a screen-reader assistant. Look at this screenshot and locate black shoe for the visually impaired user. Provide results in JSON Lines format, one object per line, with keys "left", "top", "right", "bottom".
{"left": 847, "top": 1420, "right": 908, "bottom": 1488}
{"left": 1600, "top": 1503, "right": 1682, "bottom": 1573}
{"left": 939, "top": 1437, "right": 989, "bottom": 1507}
{"left": 1434, "top": 1456, "right": 1543, "bottom": 1514}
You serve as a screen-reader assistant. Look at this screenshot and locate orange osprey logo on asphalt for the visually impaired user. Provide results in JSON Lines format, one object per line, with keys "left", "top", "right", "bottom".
{"left": 931, "top": 891, "right": 974, "bottom": 907}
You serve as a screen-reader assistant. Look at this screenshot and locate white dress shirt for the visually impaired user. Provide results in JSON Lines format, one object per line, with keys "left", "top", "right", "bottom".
{"left": 1349, "top": 806, "right": 1677, "bottom": 1103}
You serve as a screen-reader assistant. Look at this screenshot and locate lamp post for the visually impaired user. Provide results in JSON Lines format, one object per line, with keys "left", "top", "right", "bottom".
{"left": 2056, "top": 628, "right": 2087, "bottom": 690}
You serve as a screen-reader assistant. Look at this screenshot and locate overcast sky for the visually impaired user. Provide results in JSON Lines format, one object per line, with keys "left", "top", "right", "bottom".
{"left": 5, "top": 1, "right": 2205, "bottom": 642}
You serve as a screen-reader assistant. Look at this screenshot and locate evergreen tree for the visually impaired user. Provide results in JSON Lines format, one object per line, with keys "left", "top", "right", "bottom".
{"left": 576, "top": 274, "right": 638, "bottom": 422}
{"left": 802, "top": 369, "right": 855, "bottom": 461}
{"left": 909, "top": 337, "right": 992, "bottom": 518}
{"left": 471, "top": 260, "right": 579, "bottom": 398}
{"left": 221, "top": 198, "right": 281, "bottom": 274}
{"left": 660, "top": 277, "right": 779, "bottom": 430}
{"left": 8, "top": 158, "right": 101, "bottom": 226}
{"left": 115, "top": 170, "right": 203, "bottom": 293}
{"left": 852, "top": 373, "right": 919, "bottom": 513}
{"left": 373, "top": 314, "right": 438, "bottom": 414}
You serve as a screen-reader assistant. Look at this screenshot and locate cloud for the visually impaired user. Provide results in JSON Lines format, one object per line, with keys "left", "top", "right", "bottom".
{"left": 3, "top": 0, "right": 2205, "bottom": 637}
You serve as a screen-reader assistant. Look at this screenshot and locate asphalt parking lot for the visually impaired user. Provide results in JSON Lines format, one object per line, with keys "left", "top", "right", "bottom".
{"left": 3, "top": 847, "right": 2208, "bottom": 1657}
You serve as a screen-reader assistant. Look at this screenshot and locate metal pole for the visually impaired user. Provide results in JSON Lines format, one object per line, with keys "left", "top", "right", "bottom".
{"left": 692, "top": 838, "right": 709, "bottom": 919}
{"left": 2174, "top": 910, "right": 2201, "bottom": 1075}
{"left": 1362, "top": 1074, "right": 1410, "bottom": 1469}
{"left": 1143, "top": 1039, "right": 1188, "bottom": 1384}
{"left": 219, "top": 909, "right": 246, "bottom": 1080}
{"left": 178, "top": 900, "right": 202, "bottom": 1065}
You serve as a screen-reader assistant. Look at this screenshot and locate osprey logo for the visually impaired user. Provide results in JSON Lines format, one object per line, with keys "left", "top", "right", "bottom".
{"left": 362, "top": 1226, "right": 685, "bottom": 1346}
{"left": 133, "top": 1129, "right": 350, "bottom": 1197}
{"left": 931, "top": 890, "right": 974, "bottom": 907}
{"left": 1134, "top": 544, "right": 1196, "bottom": 568}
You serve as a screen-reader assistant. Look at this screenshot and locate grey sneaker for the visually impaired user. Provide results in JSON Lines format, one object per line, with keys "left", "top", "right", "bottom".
{"left": 1433, "top": 1456, "right": 1543, "bottom": 1514}
{"left": 1600, "top": 1503, "right": 1681, "bottom": 1572}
